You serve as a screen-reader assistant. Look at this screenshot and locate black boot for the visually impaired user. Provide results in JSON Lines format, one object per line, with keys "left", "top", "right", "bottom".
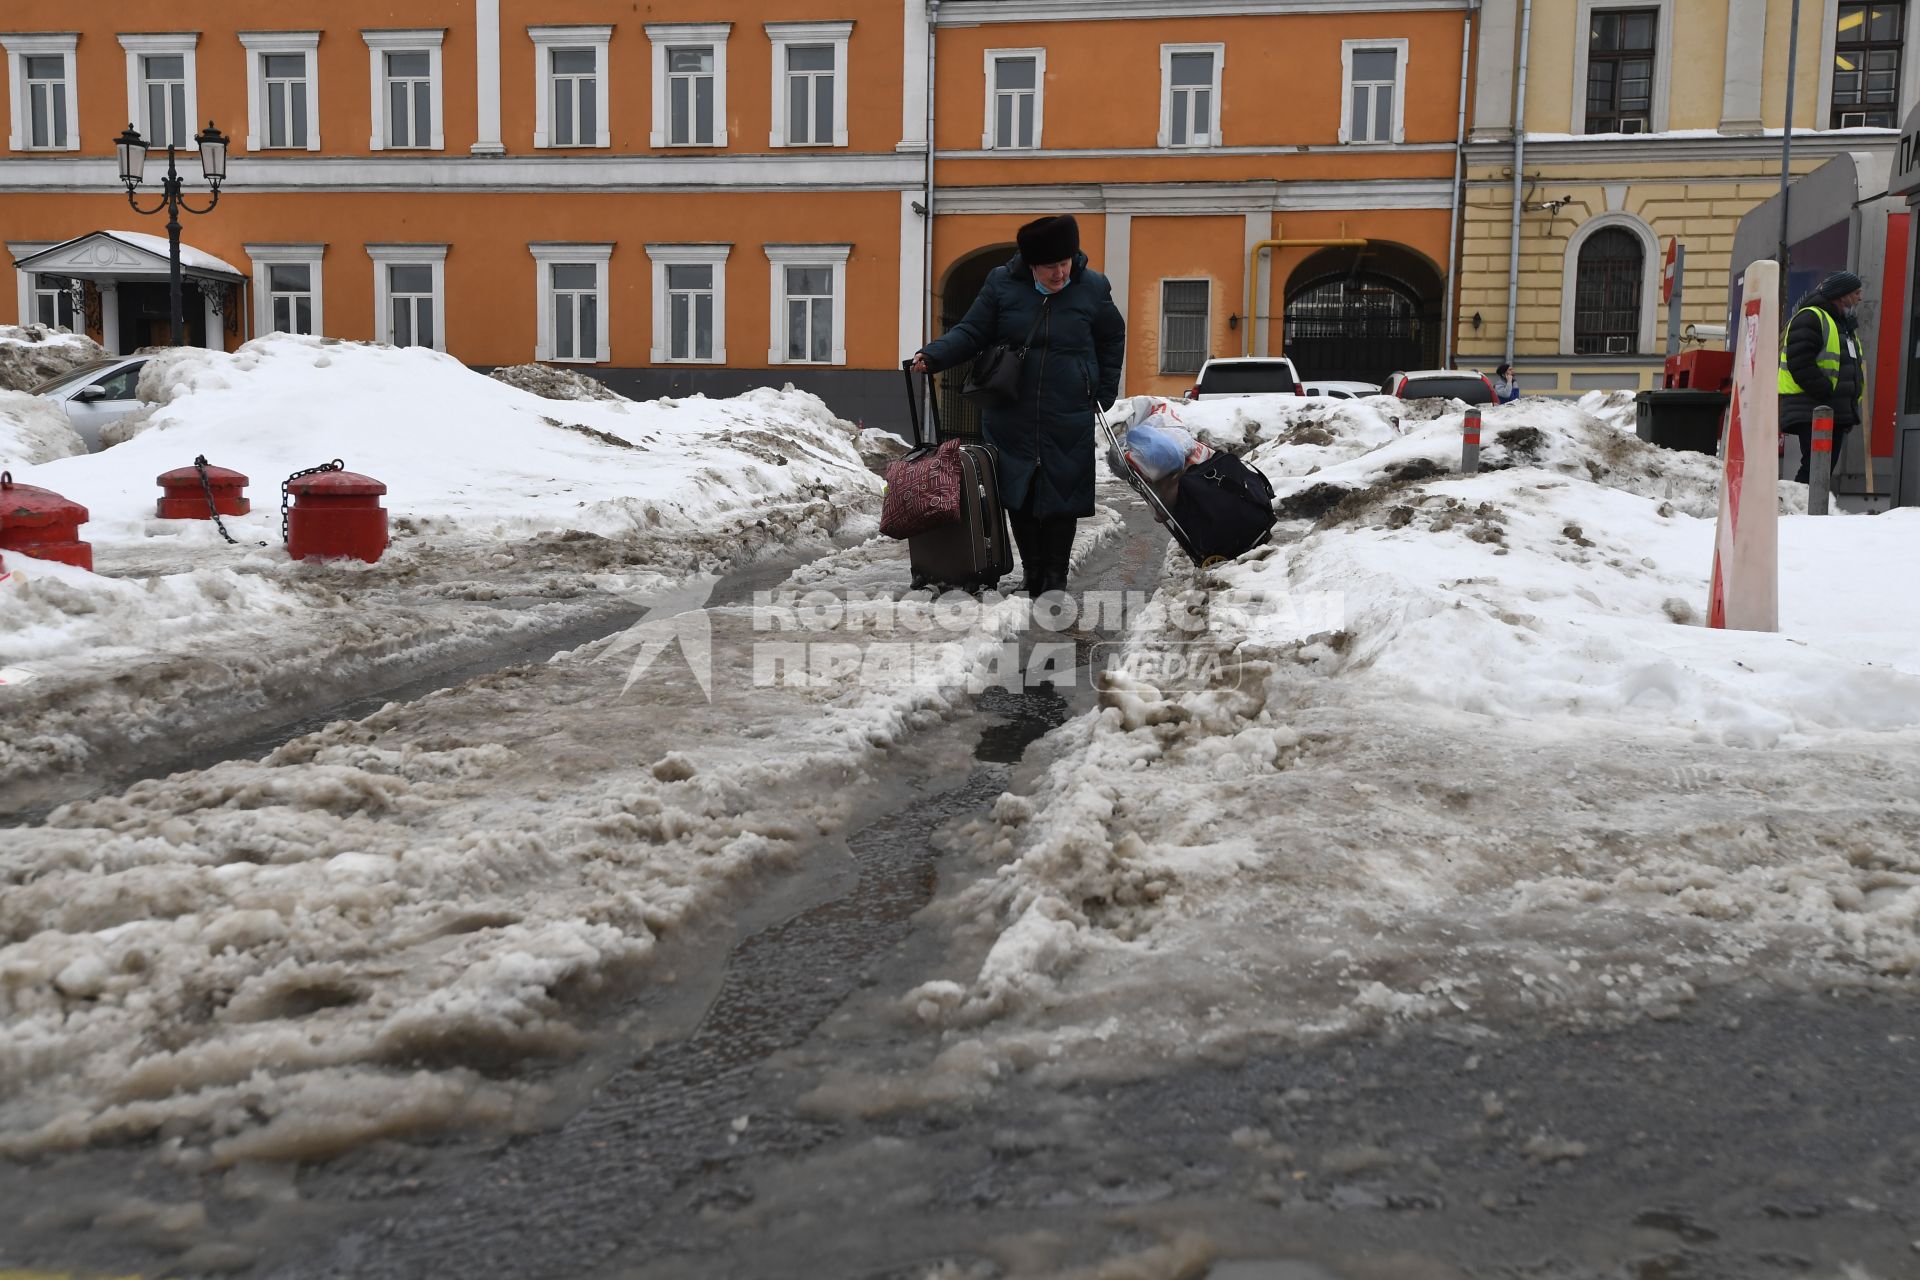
{"left": 1008, "top": 509, "right": 1044, "bottom": 595}
{"left": 1037, "top": 517, "right": 1077, "bottom": 596}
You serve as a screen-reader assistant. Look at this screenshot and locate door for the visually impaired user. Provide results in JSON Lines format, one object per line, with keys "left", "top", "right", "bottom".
{"left": 118, "top": 281, "right": 205, "bottom": 350}
{"left": 63, "top": 360, "right": 145, "bottom": 451}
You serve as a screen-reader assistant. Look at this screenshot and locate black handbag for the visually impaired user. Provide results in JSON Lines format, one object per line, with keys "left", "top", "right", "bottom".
{"left": 961, "top": 304, "right": 1048, "bottom": 408}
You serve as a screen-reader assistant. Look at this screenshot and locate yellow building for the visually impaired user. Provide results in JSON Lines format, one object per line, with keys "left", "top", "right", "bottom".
{"left": 1458, "top": 0, "right": 1908, "bottom": 395}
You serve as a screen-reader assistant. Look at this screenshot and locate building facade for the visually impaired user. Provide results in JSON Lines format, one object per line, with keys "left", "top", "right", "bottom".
{"left": 1458, "top": 0, "right": 1909, "bottom": 397}
{"left": 0, "top": 0, "right": 1471, "bottom": 426}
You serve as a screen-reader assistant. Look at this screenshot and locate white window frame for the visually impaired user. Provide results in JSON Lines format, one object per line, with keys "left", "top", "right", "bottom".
{"left": 362, "top": 29, "right": 445, "bottom": 151}
{"left": 1158, "top": 42, "right": 1223, "bottom": 149}
{"left": 1159, "top": 277, "right": 1211, "bottom": 375}
{"left": 120, "top": 33, "right": 199, "bottom": 151}
{"left": 765, "top": 243, "right": 850, "bottom": 366}
{"left": 1816, "top": 0, "right": 1920, "bottom": 131}
{"left": 529, "top": 242, "right": 612, "bottom": 363}
{"left": 1339, "top": 38, "right": 1408, "bottom": 145}
{"left": 239, "top": 32, "right": 321, "bottom": 153}
{"left": 530, "top": 25, "right": 611, "bottom": 149}
{"left": 766, "top": 21, "right": 851, "bottom": 148}
{"left": 366, "top": 243, "right": 448, "bottom": 351}
{"left": 4, "top": 35, "right": 80, "bottom": 152}
{"left": 982, "top": 47, "right": 1045, "bottom": 150}
{"left": 1570, "top": 0, "right": 1673, "bottom": 135}
{"left": 645, "top": 243, "right": 729, "bottom": 364}
{"left": 646, "top": 23, "right": 730, "bottom": 148}
{"left": 1558, "top": 212, "right": 1658, "bottom": 355}
{"left": 244, "top": 243, "right": 325, "bottom": 338}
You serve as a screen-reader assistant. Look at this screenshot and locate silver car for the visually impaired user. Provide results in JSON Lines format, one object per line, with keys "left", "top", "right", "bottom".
{"left": 30, "top": 355, "right": 148, "bottom": 452}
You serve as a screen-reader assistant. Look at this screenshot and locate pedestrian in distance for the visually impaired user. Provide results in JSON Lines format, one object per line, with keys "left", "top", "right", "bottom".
{"left": 1492, "top": 362, "right": 1522, "bottom": 403}
{"left": 1778, "top": 269, "right": 1866, "bottom": 486}
{"left": 912, "top": 214, "right": 1126, "bottom": 598}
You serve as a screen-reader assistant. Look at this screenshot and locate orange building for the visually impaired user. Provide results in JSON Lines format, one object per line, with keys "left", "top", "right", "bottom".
{"left": 1, "top": 1, "right": 1472, "bottom": 424}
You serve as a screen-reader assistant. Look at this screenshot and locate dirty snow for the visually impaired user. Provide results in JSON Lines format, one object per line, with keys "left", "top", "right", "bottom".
{"left": 837, "top": 394, "right": 1920, "bottom": 1110}
{"left": 0, "top": 323, "right": 107, "bottom": 393}
{"left": 0, "top": 389, "right": 87, "bottom": 467}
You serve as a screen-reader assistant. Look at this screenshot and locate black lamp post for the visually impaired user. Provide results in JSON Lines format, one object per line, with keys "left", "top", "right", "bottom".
{"left": 116, "top": 120, "right": 228, "bottom": 347}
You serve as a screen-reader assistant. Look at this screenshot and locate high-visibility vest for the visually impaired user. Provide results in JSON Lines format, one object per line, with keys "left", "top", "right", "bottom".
{"left": 1777, "top": 305, "right": 1841, "bottom": 395}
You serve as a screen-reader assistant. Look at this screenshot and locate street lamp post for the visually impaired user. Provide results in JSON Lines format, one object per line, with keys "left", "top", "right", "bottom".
{"left": 115, "top": 121, "right": 228, "bottom": 347}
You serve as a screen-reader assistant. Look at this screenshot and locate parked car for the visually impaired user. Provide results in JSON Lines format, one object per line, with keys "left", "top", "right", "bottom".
{"left": 1381, "top": 369, "right": 1497, "bottom": 406}
{"left": 30, "top": 356, "right": 148, "bottom": 451}
{"left": 1182, "top": 356, "right": 1304, "bottom": 400}
{"left": 1301, "top": 380, "right": 1380, "bottom": 399}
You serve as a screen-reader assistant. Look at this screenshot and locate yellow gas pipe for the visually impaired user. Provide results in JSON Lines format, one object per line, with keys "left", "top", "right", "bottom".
{"left": 1245, "top": 233, "right": 1370, "bottom": 357}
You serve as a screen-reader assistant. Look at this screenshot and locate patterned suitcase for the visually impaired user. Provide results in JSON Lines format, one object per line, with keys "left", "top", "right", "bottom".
{"left": 902, "top": 362, "right": 1014, "bottom": 592}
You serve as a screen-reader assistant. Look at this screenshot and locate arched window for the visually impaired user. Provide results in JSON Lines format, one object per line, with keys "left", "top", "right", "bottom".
{"left": 1573, "top": 228, "right": 1644, "bottom": 355}
{"left": 1283, "top": 271, "right": 1435, "bottom": 384}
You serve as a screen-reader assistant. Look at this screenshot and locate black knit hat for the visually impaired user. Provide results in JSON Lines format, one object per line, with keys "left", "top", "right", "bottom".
{"left": 1817, "top": 270, "right": 1865, "bottom": 300}
{"left": 1016, "top": 215, "right": 1080, "bottom": 266}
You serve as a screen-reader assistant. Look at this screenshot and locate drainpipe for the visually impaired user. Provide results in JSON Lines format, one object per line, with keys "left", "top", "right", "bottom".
{"left": 1503, "top": 0, "right": 1533, "bottom": 372}
{"left": 921, "top": 0, "right": 939, "bottom": 348}
{"left": 1245, "top": 231, "right": 1368, "bottom": 357}
{"left": 1443, "top": 0, "right": 1478, "bottom": 366}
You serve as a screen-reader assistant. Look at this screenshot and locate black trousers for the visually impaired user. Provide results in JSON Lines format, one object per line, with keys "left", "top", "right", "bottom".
{"left": 1782, "top": 421, "right": 1853, "bottom": 485}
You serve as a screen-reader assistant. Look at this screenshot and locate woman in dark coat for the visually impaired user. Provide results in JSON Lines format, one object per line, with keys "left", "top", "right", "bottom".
{"left": 912, "top": 214, "right": 1126, "bottom": 596}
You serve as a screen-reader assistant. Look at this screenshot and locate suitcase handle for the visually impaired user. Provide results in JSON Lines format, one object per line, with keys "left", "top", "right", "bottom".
{"left": 902, "top": 359, "right": 943, "bottom": 447}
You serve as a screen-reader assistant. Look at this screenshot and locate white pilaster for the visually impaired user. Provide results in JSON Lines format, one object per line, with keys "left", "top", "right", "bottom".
{"left": 472, "top": 0, "right": 504, "bottom": 155}
{"left": 1244, "top": 212, "right": 1267, "bottom": 358}
{"left": 900, "top": 189, "right": 927, "bottom": 358}
{"left": 1104, "top": 212, "right": 1131, "bottom": 396}
{"left": 899, "top": 0, "right": 930, "bottom": 151}
{"left": 1720, "top": 0, "right": 1766, "bottom": 134}
{"left": 1470, "top": 0, "right": 1518, "bottom": 143}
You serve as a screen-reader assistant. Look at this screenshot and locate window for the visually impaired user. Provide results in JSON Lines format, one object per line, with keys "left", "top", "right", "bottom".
{"left": 32, "top": 274, "right": 77, "bottom": 330}
{"left": 362, "top": 30, "right": 445, "bottom": 150}
{"left": 4, "top": 35, "right": 80, "bottom": 152}
{"left": 1159, "top": 44, "right": 1223, "bottom": 148}
{"left": 120, "top": 35, "right": 200, "bottom": 149}
{"left": 767, "top": 22, "right": 851, "bottom": 148}
{"left": 1833, "top": 2, "right": 1905, "bottom": 127}
{"left": 646, "top": 243, "right": 729, "bottom": 363}
{"left": 529, "top": 243, "right": 612, "bottom": 362}
{"left": 246, "top": 244, "right": 326, "bottom": 338}
{"left": 240, "top": 34, "right": 321, "bottom": 153}
{"left": 93, "top": 364, "right": 141, "bottom": 401}
{"left": 1160, "top": 280, "right": 1209, "bottom": 374}
{"left": 984, "top": 49, "right": 1045, "bottom": 149}
{"left": 366, "top": 244, "right": 447, "bottom": 351}
{"left": 1572, "top": 227, "right": 1644, "bottom": 354}
{"left": 530, "top": 26, "right": 611, "bottom": 148}
{"left": 1586, "top": 8, "right": 1657, "bottom": 133}
{"left": 1341, "top": 40, "right": 1408, "bottom": 144}
{"left": 766, "top": 244, "right": 850, "bottom": 365}
{"left": 647, "top": 23, "right": 730, "bottom": 148}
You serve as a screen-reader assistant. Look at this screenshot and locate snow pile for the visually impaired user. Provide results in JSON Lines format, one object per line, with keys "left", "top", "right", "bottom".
{"left": 0, "top": 389, "right": 87, "bottom": 466}
{"left": 11, "top": 333, "right": 881, "bottom": 546}
{"left": 487, "top": 362, "right": 630, "bottom": 402}
{"left": 863, "top": 397, "right": 1920, "bottom": 1104}
{"left": 0, "top": 324, "right": 107, "bottom": 392}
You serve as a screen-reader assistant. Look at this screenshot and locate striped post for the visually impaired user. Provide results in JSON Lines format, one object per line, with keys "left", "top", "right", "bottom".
{"left": 1809, "top": 405, "right": 1832, "bottom": 515}
{"left": 1461, "top": 407, "right": 1482, "bottom": 474}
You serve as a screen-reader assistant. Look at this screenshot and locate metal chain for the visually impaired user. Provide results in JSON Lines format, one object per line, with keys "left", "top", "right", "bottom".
{"left": 192, "top": 454, "right": 242, "bottom": 546}
{"left": 281, "top": 458, "right": 345, "bottom": 545}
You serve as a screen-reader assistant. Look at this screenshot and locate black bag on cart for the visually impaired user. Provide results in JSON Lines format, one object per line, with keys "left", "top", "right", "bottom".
{"left": 899, "top": 362, "right": 1014, "bottom": 592}
{"left": 1100, "top": 411, "right": 1275, "bottom": 567}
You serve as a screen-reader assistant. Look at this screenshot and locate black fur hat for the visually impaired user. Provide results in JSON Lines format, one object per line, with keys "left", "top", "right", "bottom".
{"left": 1016, "top": 215, "right": 1080, "bottom": 267}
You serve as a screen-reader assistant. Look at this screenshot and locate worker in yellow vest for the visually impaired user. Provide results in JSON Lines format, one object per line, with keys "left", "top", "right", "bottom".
{"left": 1777, "top": 270, "right": 1865, "bottom": 485}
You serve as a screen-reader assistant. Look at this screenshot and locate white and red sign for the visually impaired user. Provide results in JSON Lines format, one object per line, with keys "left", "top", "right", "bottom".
{"left": 1661, "top": 238, "right": 1680, "bottom": 304}
{"left": 1707, "top": 260, "right": 1780, "bottom": 632}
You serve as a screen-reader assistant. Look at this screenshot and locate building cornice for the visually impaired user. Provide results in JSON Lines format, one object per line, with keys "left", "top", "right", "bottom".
{"left": 938, "top": 0, "right": 1467, "bottom": 23}
{"left": 1465, "top": 131, "right": 1897, "bottom": 167}
{"left": 935, "top": 178, "right": 1452, "bottom": 214}
{"left": 0, "top": 151, "right": 927, "bottom": 194}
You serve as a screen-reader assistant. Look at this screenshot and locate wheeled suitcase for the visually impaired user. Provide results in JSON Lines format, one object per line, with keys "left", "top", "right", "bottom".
{"left": 899, "top": 362, "right": 1014, "bottom": 592}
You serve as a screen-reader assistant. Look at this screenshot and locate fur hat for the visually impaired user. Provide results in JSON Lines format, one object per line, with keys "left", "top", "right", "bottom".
{"left": 1816, "top": 270, "right": 1864, "bottom": 300}
{"left": 1016, "top": 215, "right": 1080, "bottom": 267}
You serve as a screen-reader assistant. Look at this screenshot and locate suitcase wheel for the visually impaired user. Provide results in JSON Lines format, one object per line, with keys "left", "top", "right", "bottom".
{"left": 910, "top": 570, "right": 929, "bottom": 591}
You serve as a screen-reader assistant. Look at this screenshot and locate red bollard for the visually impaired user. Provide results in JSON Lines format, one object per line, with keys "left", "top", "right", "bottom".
{"left": 0, "top": 470, "right": 93, "bottom": 571}
{"left": 1809, "top": 404, "right": 1833, "bottom": 515}
{"left": 1461, "top": 407, "right": 1483, "bottom": 473}
{"left": 157, "top": 458, "right": 251, "bottom": 519}
{"left": 287, "top": 469, "right": 389, "bottom": 563}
